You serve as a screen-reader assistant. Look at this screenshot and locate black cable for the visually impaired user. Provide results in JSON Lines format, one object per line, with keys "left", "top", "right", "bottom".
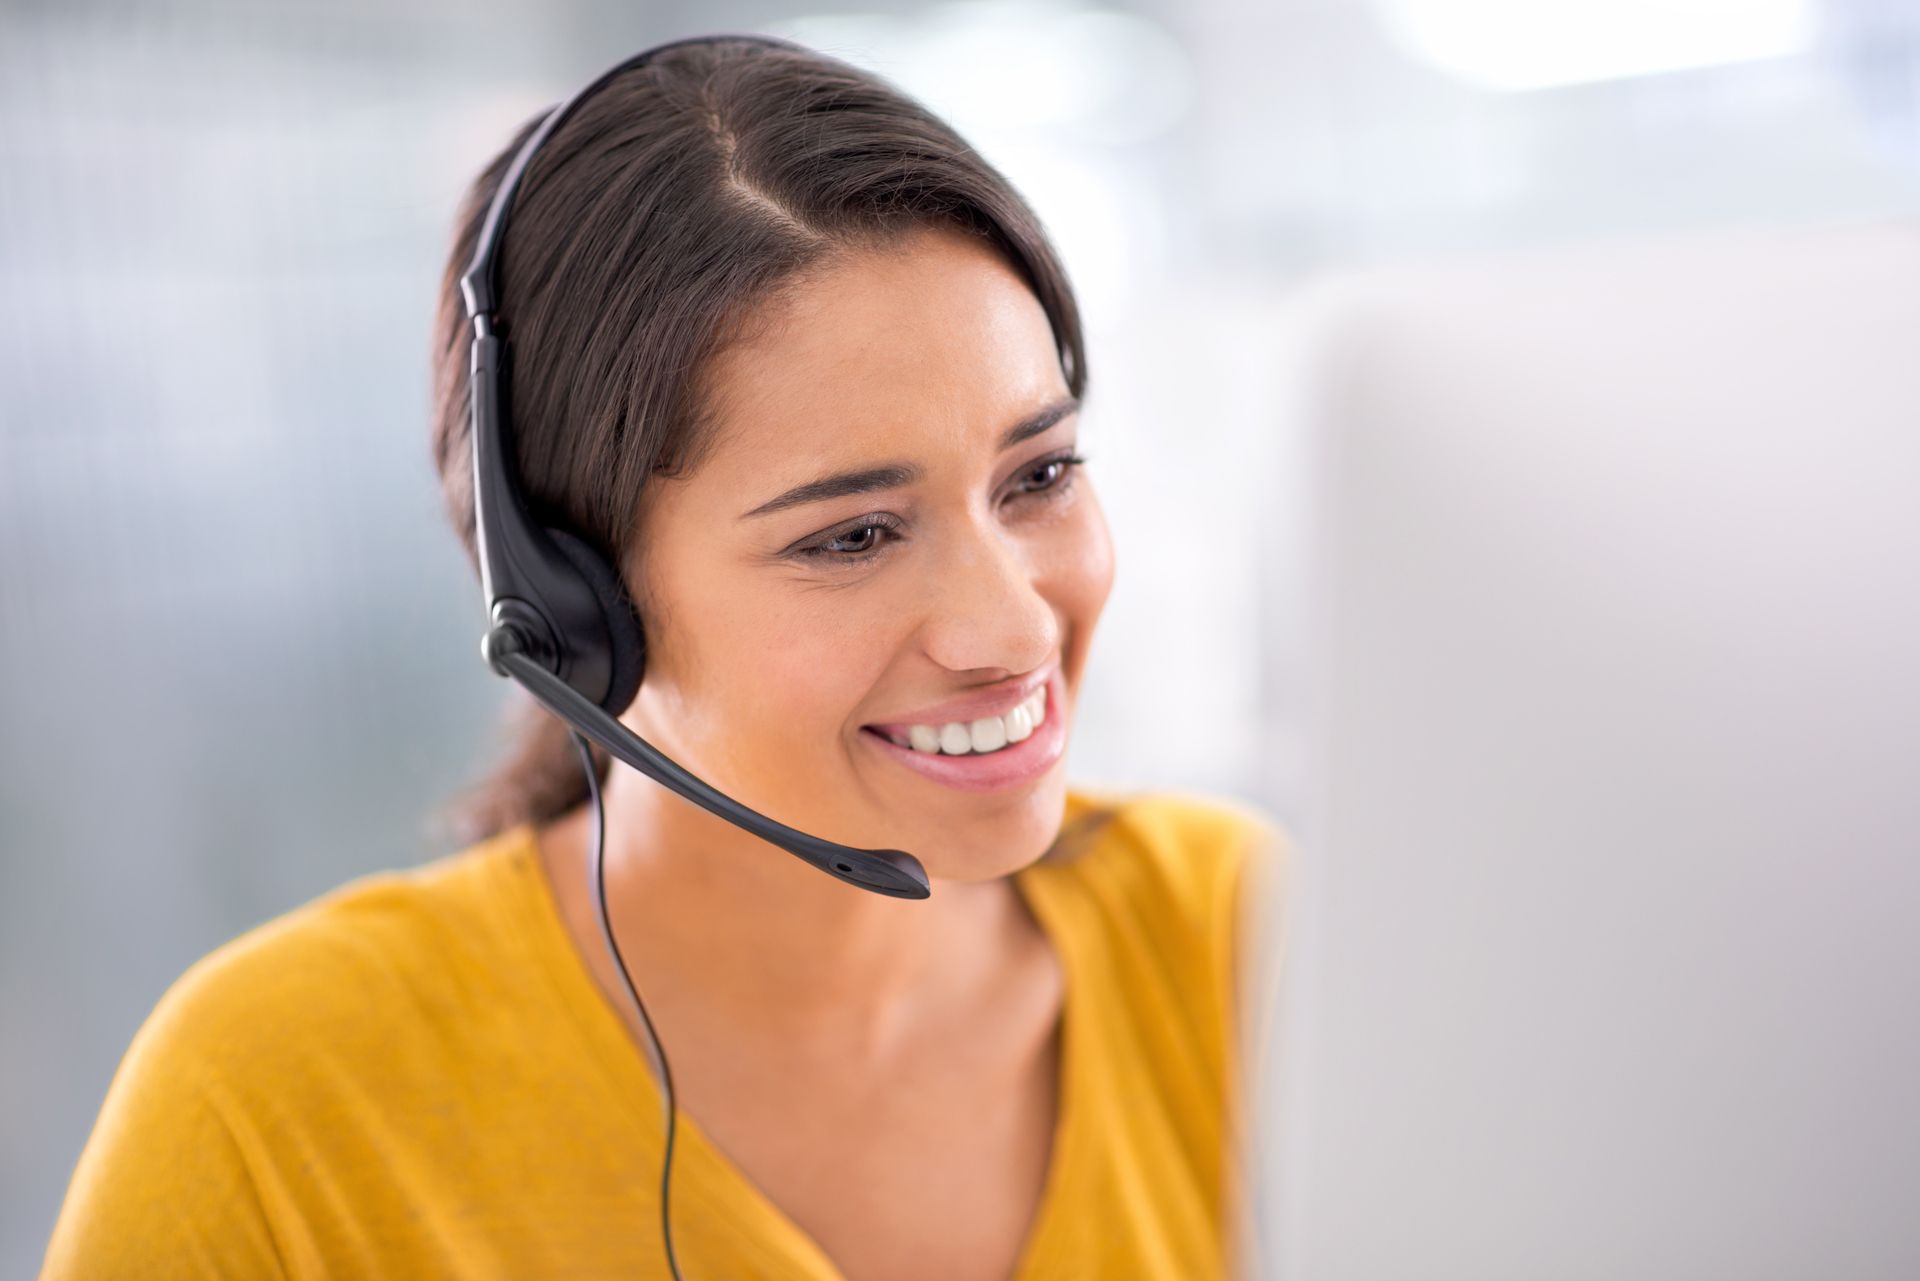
{"left": 570, "top": 729, "right": 686, "bottom": 1281}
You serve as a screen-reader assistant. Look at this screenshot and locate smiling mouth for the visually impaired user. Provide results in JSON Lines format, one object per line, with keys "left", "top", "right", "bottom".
{"left": 863, "top": 681, "right": 1049, "bottom": 757}
{"left": 857, "top": 669, "right": 1067, "bottom": 795}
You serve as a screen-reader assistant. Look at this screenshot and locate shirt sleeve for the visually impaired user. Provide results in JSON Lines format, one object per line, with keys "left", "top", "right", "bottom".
{"left": 40, "top": 965, "right": 289, "bottom": 1279}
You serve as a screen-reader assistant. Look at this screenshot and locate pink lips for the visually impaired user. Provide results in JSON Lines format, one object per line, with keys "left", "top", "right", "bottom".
{"left": 862, "top": 664, "right": 1054, "bottom": 739}
{"left": 859, "top": 668, "right": 1067, "bottom": 794}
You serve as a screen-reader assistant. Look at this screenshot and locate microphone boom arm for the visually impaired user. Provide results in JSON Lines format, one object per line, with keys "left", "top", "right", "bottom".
{"left": 485, "top": 630, "right": 932, "bottom": 900}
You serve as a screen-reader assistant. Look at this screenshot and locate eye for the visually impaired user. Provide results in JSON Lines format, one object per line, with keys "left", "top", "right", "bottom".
{"left": 788, "top": 450, "right": 1088, "bottom": 571}
{"left": 793, "top": 514, "right": 904, "bottom": 566}
{"left": 1010, "top": 450, "right": 1088, "bottom": 503}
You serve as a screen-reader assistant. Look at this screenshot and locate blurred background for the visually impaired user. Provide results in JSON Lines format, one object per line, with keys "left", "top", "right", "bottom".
{"left": 4, "top": 0, "right": 1919, "bottom": 1272}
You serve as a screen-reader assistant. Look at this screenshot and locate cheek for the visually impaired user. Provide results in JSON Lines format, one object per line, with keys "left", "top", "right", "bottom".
{"left": 638, "top": 548, "right": 865, "bottom": 742}
{"left": 739, "top": 597, "right": 899, "bottom": 744}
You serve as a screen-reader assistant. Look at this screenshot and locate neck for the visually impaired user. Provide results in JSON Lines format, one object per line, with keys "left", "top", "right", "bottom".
{"left": 542, "top": 761, "right": 1026, "bottom": 1063}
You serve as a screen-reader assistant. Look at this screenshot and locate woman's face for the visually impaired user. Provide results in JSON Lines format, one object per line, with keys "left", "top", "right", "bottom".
{"left": 623, "top": 225, "right": 1114, "bottom": 881}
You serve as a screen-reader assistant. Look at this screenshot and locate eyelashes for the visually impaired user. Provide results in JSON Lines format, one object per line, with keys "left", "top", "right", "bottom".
{"left": 792, "top": 450, "right": 1088, "bottom": 568}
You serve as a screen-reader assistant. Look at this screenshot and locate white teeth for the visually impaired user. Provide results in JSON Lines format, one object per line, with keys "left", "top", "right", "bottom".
{"left": 895, "top": 684, "right": 1050, "bottom": 756}
{"left": 969, "top": 716, "right": 1007, "bottom": 753}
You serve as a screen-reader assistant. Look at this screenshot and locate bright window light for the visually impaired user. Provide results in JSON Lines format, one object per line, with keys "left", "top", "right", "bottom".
{"left": 1373, "top": 0, "right": 1817, "bottom": 92}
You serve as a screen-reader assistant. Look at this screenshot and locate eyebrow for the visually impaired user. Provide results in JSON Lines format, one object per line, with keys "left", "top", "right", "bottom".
{"left": 738, "top": 396, "right": 1080, "bottom": 520}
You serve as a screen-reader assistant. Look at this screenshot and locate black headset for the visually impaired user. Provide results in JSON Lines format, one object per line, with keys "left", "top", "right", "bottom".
{"left": 457, "top": 35, "right": 932, "bottom": 1278}
{"left": 459, "top": 33, "right": 930, "bottom": 903}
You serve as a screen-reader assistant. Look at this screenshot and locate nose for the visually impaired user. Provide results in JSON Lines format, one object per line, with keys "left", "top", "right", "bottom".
{"left": 918, "top": 514, "right": 1059, "bottom": 678}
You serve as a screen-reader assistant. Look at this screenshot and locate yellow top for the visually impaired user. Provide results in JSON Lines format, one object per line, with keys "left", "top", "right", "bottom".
{"left": 41, "top": 785, "right": 1287, "bottom": 1280}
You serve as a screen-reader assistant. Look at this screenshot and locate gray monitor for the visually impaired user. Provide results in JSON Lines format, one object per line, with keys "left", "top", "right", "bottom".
{"left": 1248, "top": 219, "right": 1920, "bottom": 1281}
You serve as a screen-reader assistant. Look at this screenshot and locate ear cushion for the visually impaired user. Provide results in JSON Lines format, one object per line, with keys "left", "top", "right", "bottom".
{"left": 546, "top": 527, "right": 647, "bottom": 715}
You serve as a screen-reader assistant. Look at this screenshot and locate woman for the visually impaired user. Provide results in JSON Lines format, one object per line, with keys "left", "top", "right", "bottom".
{"left": 42, "top": 35, "right": 1286, "bottom": 1281}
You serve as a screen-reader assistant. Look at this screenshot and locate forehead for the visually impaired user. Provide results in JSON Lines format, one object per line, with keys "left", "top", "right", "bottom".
{"left": 692, "top": 226, "right": 1068, "bottom": 485}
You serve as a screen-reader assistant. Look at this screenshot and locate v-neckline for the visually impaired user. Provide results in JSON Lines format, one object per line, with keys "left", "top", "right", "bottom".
{"left": 511, "top": 823, "right": 1087, "bottom": 1281}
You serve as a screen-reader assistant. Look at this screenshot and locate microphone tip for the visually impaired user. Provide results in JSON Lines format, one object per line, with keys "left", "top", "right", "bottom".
{"left": 837, "top": 850, "right": 931, "bottom": 899}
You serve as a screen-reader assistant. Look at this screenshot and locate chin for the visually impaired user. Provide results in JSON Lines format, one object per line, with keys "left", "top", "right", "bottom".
{"left": 891, "top": 776, "right": 1070, "bottom": 883}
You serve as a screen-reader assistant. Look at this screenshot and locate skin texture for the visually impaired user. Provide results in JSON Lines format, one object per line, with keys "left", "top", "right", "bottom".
{"left": 533, "top": 223, "right": 1116, "bottom": 1281}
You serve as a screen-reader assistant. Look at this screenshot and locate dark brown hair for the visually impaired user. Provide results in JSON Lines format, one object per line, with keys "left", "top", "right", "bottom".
{"left": 429, "top": 37, "right": 1088, "bottom": 846}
